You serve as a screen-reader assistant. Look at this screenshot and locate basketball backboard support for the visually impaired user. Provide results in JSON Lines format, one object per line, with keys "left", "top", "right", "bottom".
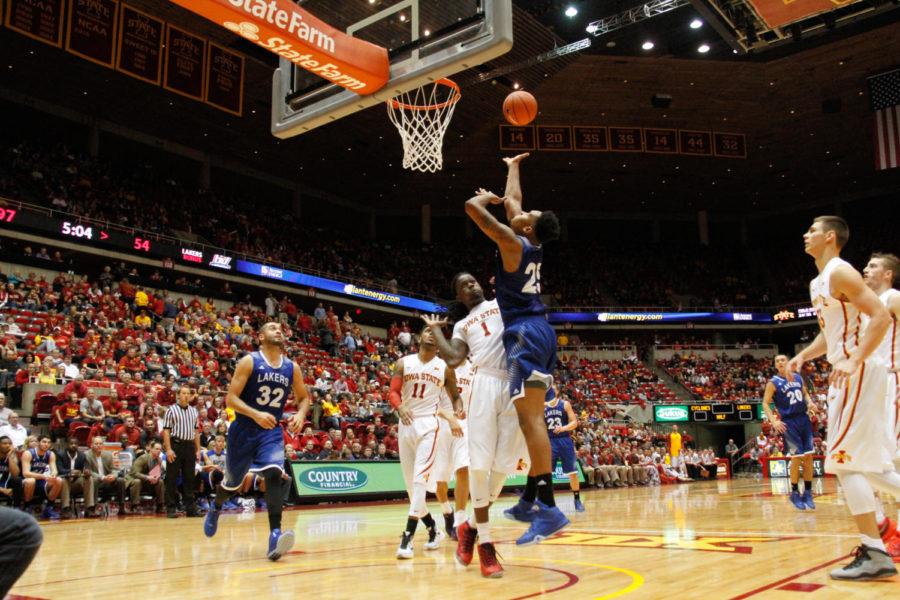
{"left": 271, "top": 0, "right": 512, "bottom": 138}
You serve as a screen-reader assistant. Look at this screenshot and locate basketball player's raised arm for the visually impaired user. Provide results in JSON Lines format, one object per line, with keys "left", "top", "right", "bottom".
{"left": 761, "top": 382, "right": 785, "bottom": 433}
{"left": 288, "top": 362, "right": 311, "bottom": 432}
{"left": 465, "top": 190, "right": 522, "bottom": 270}
{"left": 226, "top": 354, "right": 276, "bottom": 429}
{"left": 421, "top": 314, "right": 467, "bottom": 367}
{"left": 502, "top": 153, "right": 529, "bottom": 222}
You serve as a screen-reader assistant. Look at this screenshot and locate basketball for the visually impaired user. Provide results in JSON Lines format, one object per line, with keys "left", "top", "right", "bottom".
{"left": 503, "top": 90, "right": 538, "bottom": 126}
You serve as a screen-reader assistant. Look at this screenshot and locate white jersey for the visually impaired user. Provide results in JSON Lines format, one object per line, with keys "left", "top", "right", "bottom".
{"left": 810, "top": 257, "right": 861, "bottom": 366}
{"left": 451, "top": 299, "right": 506, "bottom": 371}
{"left": 399, "top": 354, "right": 446, "bottom": 418}
{"left": 439, "top": 361, "right": 473, "bottom": 411}
{"left": 869, "top": 288, "right": 899, "bottom": 371}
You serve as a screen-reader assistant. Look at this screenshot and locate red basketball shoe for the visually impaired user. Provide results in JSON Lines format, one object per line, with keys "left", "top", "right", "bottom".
{"left": 477, "top": 542, "right": 504, "bottom": 578}
{"left": 456, "top": 521, "right": 477, "bottom": 566}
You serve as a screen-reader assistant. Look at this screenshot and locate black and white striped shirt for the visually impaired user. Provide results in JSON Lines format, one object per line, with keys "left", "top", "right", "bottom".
{"left": 164, "top": 404, "right": 199, "bottom": 442}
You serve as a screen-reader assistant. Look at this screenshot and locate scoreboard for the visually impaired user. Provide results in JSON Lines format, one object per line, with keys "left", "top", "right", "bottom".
{"left": 654, "top": 403, "right": 762, "bottom": 423}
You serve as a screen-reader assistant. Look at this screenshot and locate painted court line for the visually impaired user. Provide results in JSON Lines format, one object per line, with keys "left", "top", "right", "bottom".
{"left": 728, "top": 554, "right": 851, "bottom": 599}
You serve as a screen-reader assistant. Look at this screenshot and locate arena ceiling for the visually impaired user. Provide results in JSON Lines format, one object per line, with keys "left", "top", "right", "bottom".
{"left": 1, "top": 1, "right": 899, "bottom": 218}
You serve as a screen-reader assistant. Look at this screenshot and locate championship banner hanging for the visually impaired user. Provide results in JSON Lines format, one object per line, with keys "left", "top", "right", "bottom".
{"left": 5, "top": 0, "right": 65, "bottom": 47}
{"left": 66, "top": 0, "right": 119, "bottom": 68}
{"left": 169, "top": 0, "right": 389, "bottom": 94}
{"left": 745, "top": 0, "right": 859, "bottom": 29}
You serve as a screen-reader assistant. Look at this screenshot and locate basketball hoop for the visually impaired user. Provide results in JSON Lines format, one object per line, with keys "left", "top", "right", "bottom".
{"left": 386, "top": 78, "right": 461, "bottom": 173}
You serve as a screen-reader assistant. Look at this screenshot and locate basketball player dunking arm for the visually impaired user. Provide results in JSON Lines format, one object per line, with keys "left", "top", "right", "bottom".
{"left": 787, "top": 216, "right": 900, "bottom": 580}
{"left": 424, "top": 272, "right": 531, "bottom": 577}
{"left": 390, "top": 327, "right": 463, "bottom": 560}
{"left": 203, "top": 322, "right": 310, "bottom": 562}
{"left": 464, "top": 152, "right": 569, "bottom": 546}
{"left": 862, "top": 251, "right": 900, "bottom": 557}
{"left": 762, "top": 355, "right": 818, "bottom": 511}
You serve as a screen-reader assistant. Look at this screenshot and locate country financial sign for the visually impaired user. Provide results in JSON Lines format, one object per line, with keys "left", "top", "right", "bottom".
{"left": 654, "top": 405, "right": 689, "bottom": 422}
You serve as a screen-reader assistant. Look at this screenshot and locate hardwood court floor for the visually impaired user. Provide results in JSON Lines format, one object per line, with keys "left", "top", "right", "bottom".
{"left": 10, "top": 478, "right": 899, "bottom": 599}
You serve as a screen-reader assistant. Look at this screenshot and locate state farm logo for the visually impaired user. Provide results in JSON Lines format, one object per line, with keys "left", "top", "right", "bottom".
{"left": 261, "top": 265, "right": 284, "bottom": 279}
{"left": 181, "top": 248, "right": 203, "bottom": 263}
{"left": 223, "top": 21, "right": 259, "bottom": 41}
{"left": 209, "top": 254, "right": 232, "bottom": 270}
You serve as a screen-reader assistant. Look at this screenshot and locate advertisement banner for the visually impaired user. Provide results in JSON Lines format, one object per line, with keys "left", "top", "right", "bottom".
{"left": 550, "top": 311, "right": 773, "bottom": 324}
{"left": 654, "top": 405, "right": 689, "bottom": 423}
{"left": 291, "top": 461, "right": 584, "bottom": 498}
{"left": 169, "top": 0, "right": 389, "bottom": 94}
{"left": 236, "top": 259, "right": 444, "bottom": 313}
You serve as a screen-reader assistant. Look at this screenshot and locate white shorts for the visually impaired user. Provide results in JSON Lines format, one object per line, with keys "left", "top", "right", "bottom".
{"left": 466, "top": 368, "right": 530, "bottom": 475}
{"left": 670, "top": 454, "right": 683, "bottom": 469}
{"left": 888, "top": 371, "right": 899, "bottom": 463}
{"left": 825, "top": 360, "right": 893, "bottom": 474}
{"left": 399, "top": 415, "right": 440, "bottom": 494}
{"left": 434, "top": 417, "right": 469, "bottom": 483}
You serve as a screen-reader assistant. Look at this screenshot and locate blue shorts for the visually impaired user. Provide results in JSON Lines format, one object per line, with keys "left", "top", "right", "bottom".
{"left": 550, "top": 436, "right": 577, "bottom": 474}
{"left": 783, "top": 416, "right": 814, "bottom": 456}
{"left": 222, "top": 422, "right": 285, "bottom": 490}
{"left": 503, "top": 317, "right": 557, "bottom": 400}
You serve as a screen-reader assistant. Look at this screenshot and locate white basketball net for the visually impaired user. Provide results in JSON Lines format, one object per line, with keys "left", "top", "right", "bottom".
{"left": 386, "top": 79, "right": 461, "bottom": 173}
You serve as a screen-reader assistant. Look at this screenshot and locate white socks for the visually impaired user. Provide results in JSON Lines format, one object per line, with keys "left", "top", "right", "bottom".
{"left": 477, "top": 522, "right": 492, "bottom": 544}
{"left": 861, "top": 533, "right": 886, "bottom": 552}
{"left": 454, "top": 509, "right": 467, "bottom": 529}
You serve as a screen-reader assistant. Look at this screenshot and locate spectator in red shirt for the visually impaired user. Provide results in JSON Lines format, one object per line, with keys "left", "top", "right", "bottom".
{"left": 51, "top": 392, "right": 83, "bottom": 440}
{"left": 62, "top": 377, "right": 88, "bottom": 399}
{"left": 112, "top": 415, "right": 141, "bottom": 448}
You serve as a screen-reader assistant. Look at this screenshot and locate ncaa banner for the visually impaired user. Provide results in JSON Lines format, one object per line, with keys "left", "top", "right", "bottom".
{"left": 169, "top": 0, "right": 389, "bottom": 94}
{"left": 746, "top": 0, "right": 859, "bottom": 29}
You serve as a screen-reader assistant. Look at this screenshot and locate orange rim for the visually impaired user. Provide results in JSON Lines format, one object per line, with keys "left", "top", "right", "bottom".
{"left": 388, "top": 78, "right": 461, "bottom": 111}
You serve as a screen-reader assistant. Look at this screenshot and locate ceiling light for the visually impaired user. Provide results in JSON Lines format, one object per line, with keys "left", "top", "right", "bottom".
{"left": 605, "top": 41, "right": 616, "bottom": 48}
{"left": 586, "top": 23, "right": 598, "bottom": 34}
{"left": 642, "top": 41, "right": 654, "bottom": 50}
{"left": 512, "top": 82, "right": 521, "bottom": 90}
{"left": 399, "top": 13, "right": 406, "bottom": 22}
{"left": 423, "top": 29, "right": 430, "bottom": 36}
{"left": 697, "top": 44, "right": 710, "bottom": 53}
{"left": 690, "top": 19, "right": 703, "bottom": 29}
{"left": 565, "top": 6, "right": 578, "bottom": 17}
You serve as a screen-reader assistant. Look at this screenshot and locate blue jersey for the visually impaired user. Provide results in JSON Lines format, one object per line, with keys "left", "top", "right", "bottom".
{"left": 770, "top": 373, "right": 807, "bottom": 419}
{"left": 495, "top": 235, "right": 547, "bottom": 323}
{"left": 29, "top": 448, "right": 51, "bottom": 475}
{"left": 238, "top": 351, "right": 294, "bottom": 428}
{"left": 545, "top": 397, "right": 570, "bottom": 439}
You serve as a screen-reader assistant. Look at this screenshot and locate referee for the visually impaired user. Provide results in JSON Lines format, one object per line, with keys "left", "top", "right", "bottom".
{"left": 163, "top": 386, "right": 201, "bottom": 518}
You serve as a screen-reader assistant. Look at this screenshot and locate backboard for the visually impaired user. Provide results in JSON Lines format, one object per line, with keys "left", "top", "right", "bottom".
{"left": 271, "top": 0, "right": 512, "bottom": 138}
